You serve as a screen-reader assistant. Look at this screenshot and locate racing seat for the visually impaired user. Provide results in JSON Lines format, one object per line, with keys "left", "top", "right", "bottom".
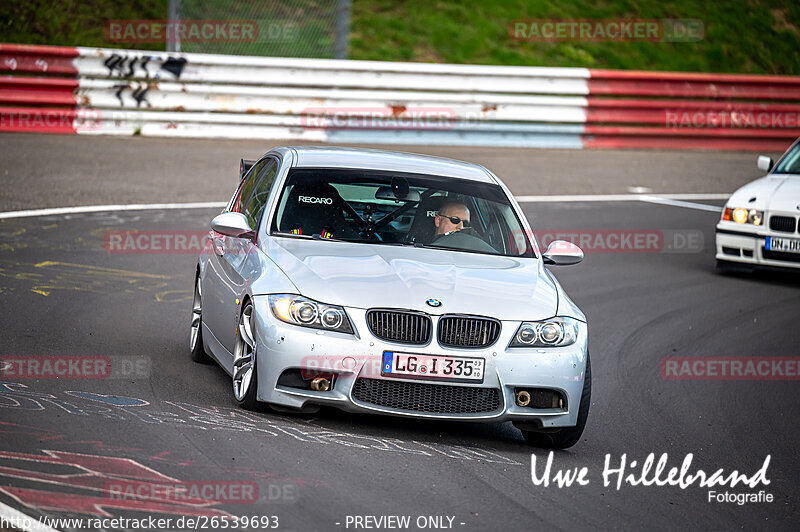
{"left": 406, "top": 195, "right": 445, "bottom": 245}
{"left": 280, "top": 182, "right": 355, "bottom": 238}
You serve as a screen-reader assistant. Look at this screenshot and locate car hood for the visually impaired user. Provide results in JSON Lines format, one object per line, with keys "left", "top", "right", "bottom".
{"left": 262, "top": 237, "right": 557, "bottom": 321}
{"left": 727, "top": 175, "right": 800, "bottom": 212}
{"left": 767, "top": 175, "right": 800, "bottom": 212}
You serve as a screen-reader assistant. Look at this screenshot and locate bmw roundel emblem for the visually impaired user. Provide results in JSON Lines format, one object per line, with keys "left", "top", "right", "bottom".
{"left": 426, "top": 298, "right": 442, "bottom": 308}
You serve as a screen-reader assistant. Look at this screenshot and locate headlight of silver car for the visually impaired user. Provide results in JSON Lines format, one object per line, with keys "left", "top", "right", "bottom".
{"left": 509, "top": 317, "right": 580, "bottom": 347}
{"left": 268, "top": 294, "right": 353, "bottom": 334}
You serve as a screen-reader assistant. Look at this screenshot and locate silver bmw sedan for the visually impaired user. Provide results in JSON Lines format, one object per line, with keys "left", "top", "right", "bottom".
{"left": 191, "top": 147, "right": 590, "bottom": 449}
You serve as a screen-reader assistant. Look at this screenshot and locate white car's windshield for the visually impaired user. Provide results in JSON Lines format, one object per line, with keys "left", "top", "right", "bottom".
{"left": 773, "top": 142, "right": 800, "bottom": 174}
{"left": 270, "top": 168, "right": 535, "bottom": 258}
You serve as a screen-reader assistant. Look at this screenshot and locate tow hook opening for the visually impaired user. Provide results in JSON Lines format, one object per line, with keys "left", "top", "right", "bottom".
{"left": 310, "top": 376, "right": 331, "bottom": 392}
{"left": 516, "top": 390, "right": 531, "bottom": 407}
{"left": 514, "top": 388, "right": 566, "bottom": 409}
{"left": 277, "top": 368, "right": 336, "bottom": 391}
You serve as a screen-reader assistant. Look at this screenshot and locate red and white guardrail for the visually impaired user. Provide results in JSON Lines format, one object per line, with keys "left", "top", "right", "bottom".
{"left": 2, "top": 43, "right": 800, "bottom": 150}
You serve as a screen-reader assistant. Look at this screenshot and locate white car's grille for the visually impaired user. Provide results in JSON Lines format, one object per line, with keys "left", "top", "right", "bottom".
{"left": 769, "top": 215, "right": 797, "bottom": 233}
{"left": 438, "top": 315, "right": 501, "bottom": 348}
{"left": 366, "top": 309, "right": 432, "bottom": 345}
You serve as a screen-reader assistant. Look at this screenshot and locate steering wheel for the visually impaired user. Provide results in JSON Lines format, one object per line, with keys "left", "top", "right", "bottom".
{"left": 430, "top": 228, "right": 498, "bottom": 253}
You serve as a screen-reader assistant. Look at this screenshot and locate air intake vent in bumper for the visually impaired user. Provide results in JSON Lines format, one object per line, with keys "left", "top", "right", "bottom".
{"left": 352, "top": 378, "right": 501, "bottom": 414}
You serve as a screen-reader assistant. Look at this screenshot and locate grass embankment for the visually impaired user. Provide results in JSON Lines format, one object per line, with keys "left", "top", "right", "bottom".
{"left": 1, "top": 0, "right": 799, "bottom": 74}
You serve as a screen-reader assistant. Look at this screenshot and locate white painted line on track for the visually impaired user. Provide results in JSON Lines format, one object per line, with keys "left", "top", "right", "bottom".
{"left": 637, "top": 195, "right": 724, "bottom": 213}
{"left": 0, "top": 501, "right": 60, "bottom": 532}
{"left": 0, "top": 202, "right": 227, "bottom": 220}
{"left": 0, "top": 194, "right": 728, "bottom": 220}
{"left": 515, "top": 193, "right": 729, "bottom": 203}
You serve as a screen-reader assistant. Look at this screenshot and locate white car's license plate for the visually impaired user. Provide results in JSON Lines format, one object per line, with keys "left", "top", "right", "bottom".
{"left": 766, "top": 236, "right": 800, "bottom": 253}
{"left": 381, "top": 351, "right": 484, "bottom": 383}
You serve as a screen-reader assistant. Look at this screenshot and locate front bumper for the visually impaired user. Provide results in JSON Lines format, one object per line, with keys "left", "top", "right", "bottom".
{"left": 251, "top": 297, "right": 588, "bottom": 428}
{"left": 715, "top": 222, "right": 800, "bottom": 270}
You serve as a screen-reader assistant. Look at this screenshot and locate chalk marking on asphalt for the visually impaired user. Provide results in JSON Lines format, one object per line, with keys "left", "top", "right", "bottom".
{"left": 0, "top": 501, "right": 60, "bottom": 532}
{"left": 0, "top": 194, "right": 728, "bottom": 220}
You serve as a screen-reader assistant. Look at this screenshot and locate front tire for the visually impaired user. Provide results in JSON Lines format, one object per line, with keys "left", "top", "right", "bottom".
{"left": 189, "top": 274, "right": 210, "bottom": 363}
{"left": 521, "top": 354, "right": 591, "bottom": 450}
{"left": 232, "top": 301, "right": 260, "bottom": 410}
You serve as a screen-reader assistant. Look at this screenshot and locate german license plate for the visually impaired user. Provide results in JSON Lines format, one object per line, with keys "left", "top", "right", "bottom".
{"left": 766, "top": 236, "right": 800, "bottom": 253}
{"left": 381, "top": 351, "right": 484, "bottom": 383}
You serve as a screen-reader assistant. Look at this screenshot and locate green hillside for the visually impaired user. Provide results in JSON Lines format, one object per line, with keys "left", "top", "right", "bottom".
{"left": 2, "top": 0, "right": 799, "bottom": 74}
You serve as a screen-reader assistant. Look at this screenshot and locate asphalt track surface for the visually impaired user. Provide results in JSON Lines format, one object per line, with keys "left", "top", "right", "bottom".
{"left": 0, "top": 133, "right": 799, "bottom": 531}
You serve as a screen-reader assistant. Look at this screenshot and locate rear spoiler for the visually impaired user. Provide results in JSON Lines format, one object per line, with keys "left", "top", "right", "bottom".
{"left": 239, "top": 159, "right": 256, "bottom": 180}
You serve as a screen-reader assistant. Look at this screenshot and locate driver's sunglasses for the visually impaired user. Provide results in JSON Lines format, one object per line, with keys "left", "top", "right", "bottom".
{"left": 438, "top": 214, "right": 471, "bottom": 228}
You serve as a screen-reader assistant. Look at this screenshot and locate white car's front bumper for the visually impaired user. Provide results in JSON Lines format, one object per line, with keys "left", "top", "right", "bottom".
{"left": 716, "top": 220, "right": 800, "bottom": 270}
{"left": 251, "top": 297, "right": 588, "bottom": 429}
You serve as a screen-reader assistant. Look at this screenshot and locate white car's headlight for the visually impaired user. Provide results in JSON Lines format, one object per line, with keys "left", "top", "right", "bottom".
{"left": 269, "top": 294, "right": 353, "bottom": 334}
{"left": 723, "top": 207, "right": 763, "bottom": 226}
{"left": 510, "top": 317, "right": 580, "bottom": 348}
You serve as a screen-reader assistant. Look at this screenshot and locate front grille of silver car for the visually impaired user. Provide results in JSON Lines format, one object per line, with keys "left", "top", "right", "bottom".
{"left": 366, "top": 309, "right": 432, "bottom": 345}
{"left": 352, "top": 378, "right": 501, "bottom": 414}
{"left": 437, "top": 315, "right": 501, "bottom": 348}
{"left": 769, "top": 215, "right": 797, "bottom": 233}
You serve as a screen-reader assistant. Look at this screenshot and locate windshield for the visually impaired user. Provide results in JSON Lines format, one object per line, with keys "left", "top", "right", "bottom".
{"left": 270, "top": 168, "right": 535, "bottom": 258}
{"left": 773, "top": 141, "right": 800, "bottom": 174}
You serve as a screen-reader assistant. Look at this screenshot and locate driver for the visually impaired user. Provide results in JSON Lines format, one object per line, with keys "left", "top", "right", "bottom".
{"left": 434, "top": 201, "right": 471, "bottom": 236}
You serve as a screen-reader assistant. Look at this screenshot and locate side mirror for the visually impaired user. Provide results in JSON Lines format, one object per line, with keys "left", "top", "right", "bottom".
{"left": 542, "top": 240, "right": 583, "bottom": 265}
{"left": 211, "top": 212, "right": 255, "bottom": 239}
{"left": 757, "top": 155, "right": 773, "bottom": 173}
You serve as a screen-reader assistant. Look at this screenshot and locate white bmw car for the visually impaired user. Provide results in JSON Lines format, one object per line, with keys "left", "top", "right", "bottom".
{"left": 716, "top": 138, "right": 800, "bottom": 272}
{"left": 191, "top": 147, "right": 590, "bottom": 449}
